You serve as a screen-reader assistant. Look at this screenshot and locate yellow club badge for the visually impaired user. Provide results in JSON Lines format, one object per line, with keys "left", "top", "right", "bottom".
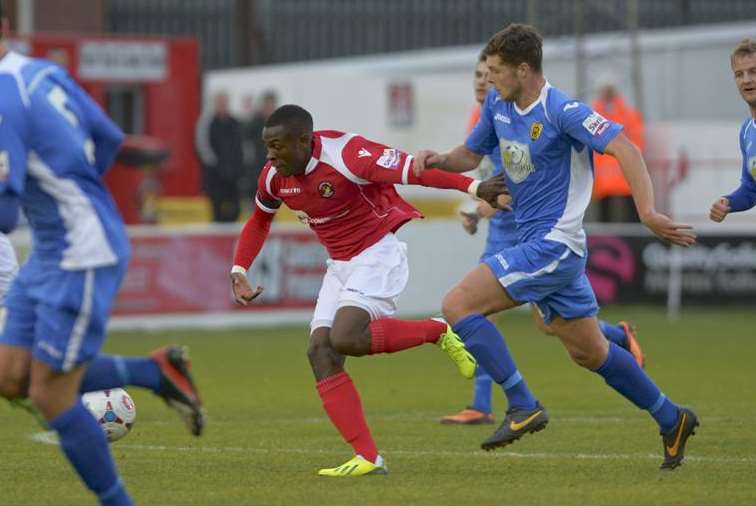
{"left": 750, "top": 156, "right": 756, "bottom": 180}
{"left": 530, "top": 121, "right": 543, "bottom": 141}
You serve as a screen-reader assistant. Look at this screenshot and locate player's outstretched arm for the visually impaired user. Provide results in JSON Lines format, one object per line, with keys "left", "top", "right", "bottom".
{"left": 413, "top": 145, "right": 483, "bottom": 176}
{"left": 605, "top": 134, "right": 696, "bottom": 247}
{"left": 405, "top": 168, "right": 509, "bottom": 209}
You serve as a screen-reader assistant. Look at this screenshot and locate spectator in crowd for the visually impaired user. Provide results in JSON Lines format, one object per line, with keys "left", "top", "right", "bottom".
{"left": 591, "top": 77, "right": 645, "bottom": 222}
{"left": 244, "top": 91, "right": 279, "bottom": 190}
{"left": 195, "top": 92, "right": 244, "bottom": 222}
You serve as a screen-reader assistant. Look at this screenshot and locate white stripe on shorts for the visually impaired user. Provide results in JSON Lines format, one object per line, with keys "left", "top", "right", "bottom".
{"left": 63, "top": 269, "right": 95, "bottom": 372}
{"left": 498, "top": 248, "right": 571, "bottom": 288}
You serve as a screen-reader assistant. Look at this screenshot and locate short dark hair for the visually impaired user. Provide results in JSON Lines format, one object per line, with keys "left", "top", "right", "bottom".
{"left": 483, "top": 23, "right": 543, "bottom": 72}
{"left": 265, "top": 104, "right": 313, "bottom": 135}
{"left": 731, "top": 38, "right": 756, "bottom": 64}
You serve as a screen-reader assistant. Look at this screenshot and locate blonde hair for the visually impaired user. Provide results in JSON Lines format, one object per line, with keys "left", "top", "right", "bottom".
{"left": 731, "top": 38, "right": 756, "bottom": 64}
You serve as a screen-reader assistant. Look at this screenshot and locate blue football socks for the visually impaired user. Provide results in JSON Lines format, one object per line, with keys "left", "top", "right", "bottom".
{"left": 80, "top": 355, "right": 161, "bottom": 394}
{"left": 593, "top": 341, "right": 679, "bottom": 432}
{"left": 50, "top": 400, "right": 134, "bottom": 506}
{"left": 599, "top": 320, "right": 628, "bottom": 348}
{"left": 453, "top": 314, "right": 538, "bottom": 410}
{"left": 471, "top": 367, "right": 493, "bottom": 414}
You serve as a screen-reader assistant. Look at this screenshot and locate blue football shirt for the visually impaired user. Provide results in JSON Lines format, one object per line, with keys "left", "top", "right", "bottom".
{"left": 466, "top": 83, "right": 623, "bottom": 256}
{"left": 0, "top": 51, "right": 129, "bottom": 270}
{"left": 724, "top": 118, "right": 756, "bottom": 212}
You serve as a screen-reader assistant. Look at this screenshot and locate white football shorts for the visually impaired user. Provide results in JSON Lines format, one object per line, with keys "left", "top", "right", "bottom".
{"left": 310, "top": 233, "right": 408, "bottom": 332}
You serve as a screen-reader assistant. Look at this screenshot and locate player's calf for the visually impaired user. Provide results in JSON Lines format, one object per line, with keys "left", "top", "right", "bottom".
{"left": 0, "top": 373, "right": 28, "bottom": 400}
{"left": 0, "top": 344, "right": 31, "bottom": 399}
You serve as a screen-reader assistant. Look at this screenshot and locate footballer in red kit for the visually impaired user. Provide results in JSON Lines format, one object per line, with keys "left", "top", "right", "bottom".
{"left": 231, "top": 105, "right": 509, "bottom": 477}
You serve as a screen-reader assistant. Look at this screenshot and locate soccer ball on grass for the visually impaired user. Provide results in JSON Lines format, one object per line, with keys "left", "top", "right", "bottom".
{"left": 82, "top": 388, "right": 136, "bottom": 443}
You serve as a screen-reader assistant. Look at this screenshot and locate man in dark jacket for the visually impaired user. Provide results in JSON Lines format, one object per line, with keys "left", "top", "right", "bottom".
{"left": 196, "top": 92, "right": 244, "bottom": 222}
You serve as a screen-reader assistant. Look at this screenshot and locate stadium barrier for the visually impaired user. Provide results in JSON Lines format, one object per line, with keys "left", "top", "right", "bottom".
{"left": 8, "top": 221, "right": 756, "bottom": 329}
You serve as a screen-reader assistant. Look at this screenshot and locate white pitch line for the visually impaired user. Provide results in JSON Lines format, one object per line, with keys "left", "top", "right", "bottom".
{"left": 28, "top": 432, "right": 756, "bottom": 464}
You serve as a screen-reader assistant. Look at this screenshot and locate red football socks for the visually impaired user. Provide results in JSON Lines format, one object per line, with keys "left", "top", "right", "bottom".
{"left": 316, "top": 372, "right": 378, "bottom": 463}
{"left": 368, "top": 318, "right": 447, "bottom": 354}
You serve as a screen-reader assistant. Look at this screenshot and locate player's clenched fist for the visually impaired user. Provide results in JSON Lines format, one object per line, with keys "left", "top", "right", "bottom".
{"left": 477, "top": 176, "right": 512, "bottom": 210}
{"left": 230, "top": 272, "right": 263, "bottom": 305}
{"left": 709, "top": 197, "right": 731, "bottom": 223}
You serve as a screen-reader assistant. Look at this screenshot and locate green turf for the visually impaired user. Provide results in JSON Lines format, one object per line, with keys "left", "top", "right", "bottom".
{"left": 1, "top": 306, "right": 755, "bottom": 505}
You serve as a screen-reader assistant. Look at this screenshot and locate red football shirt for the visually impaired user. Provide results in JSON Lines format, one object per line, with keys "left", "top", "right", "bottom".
{"left": 239, "top": 130, "right": 475, "bottom": 263}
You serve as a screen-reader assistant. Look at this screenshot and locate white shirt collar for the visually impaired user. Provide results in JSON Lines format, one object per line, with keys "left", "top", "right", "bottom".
{"left": 513, "top": 80, "right": 551, "bottom": 116}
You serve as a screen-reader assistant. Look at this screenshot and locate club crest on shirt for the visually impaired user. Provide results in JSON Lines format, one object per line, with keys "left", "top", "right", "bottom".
{"left": 318, "top": 180, "right": 335, "bottom": 198}
{"left": 530, "top": 122, "right": 543, "bottom": 141}
{"left": 500, "top": 139, "right": 535, "bottom": 184}
{"left": 750, "top": 156, "right": 756, "bottom": 180}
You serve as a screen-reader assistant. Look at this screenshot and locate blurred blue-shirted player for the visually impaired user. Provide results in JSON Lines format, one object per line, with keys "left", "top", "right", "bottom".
{"left": 0, "top": 8, "right": 204, "bottom": 505}
{"left": 709, "top": 39, "right": 756, "bottom": 223}
{"left": 442, "top": 54, "right": 645, "bottom": 425}
{"left": 417, "top": 24, "right": 698, "bottom": 470}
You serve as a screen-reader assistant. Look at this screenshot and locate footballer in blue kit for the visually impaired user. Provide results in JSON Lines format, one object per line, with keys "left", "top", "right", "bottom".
{"left": 443, "top": 52, "right": 647, "bottom": 426}
{"left": 0, "top": 7, "right": 203, "bottom": 505}
{"left": 709, "top": 39, "right": 756, "bottom": 223}
{"left": 416, "top": 24, "right": 698, "bottom": 469}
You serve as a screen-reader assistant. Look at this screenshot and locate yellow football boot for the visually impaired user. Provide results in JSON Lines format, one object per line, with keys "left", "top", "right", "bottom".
{"left": 437, "top": 323, "right": 477, "bottom": 379}
{"left": 317, "top": 454, "right": 387, "bottom": 477}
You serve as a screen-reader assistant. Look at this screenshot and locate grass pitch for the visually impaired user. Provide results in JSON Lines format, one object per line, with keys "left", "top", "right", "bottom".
{"left": 1, "top": 306, "right": 755, "bottom": 505}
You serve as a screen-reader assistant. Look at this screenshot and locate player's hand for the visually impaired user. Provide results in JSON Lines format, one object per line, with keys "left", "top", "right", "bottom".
{"left": 230, "top": 272, "right": 264, "bottom": 305}
{"left": 476, "top": 200, "right": 497, "bottom": 219}
{"left": 641, "top": 211, "right": 696, "bottom": 247}
{"left": 709, "top": 197, "right": 730, "bottom": 223}
{"left": 476, "top": 176, "right": 512, "bottom": 211}
{"left": 413, "top": 149, "right": 445, "bottom": 176}
{"left": 460, "top": 211, "right": 479, "bottom": 235}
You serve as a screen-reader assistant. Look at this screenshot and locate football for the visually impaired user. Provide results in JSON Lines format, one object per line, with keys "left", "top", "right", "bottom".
{"left": 82, "top": 388, "right": 136, "bottom": 443}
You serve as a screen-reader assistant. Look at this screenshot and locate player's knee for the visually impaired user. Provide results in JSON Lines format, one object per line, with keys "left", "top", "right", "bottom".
{"left": 565, "top": 343, "right": 605, "bottom": 370}
{"left": 27, "top": 379, "right": 68, "bottom": 415}
{"left": 307, "top": 332, "right": 332, "bottom": 365}
{"left": 442, "top": 287, "right": 471, "bottom": 324}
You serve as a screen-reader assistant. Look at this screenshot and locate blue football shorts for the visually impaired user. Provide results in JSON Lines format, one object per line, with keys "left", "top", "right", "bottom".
{"left": 483, "top": 238, "right": 598, "bottom": 323}
{"left": 1, "top": 259, "right": 127, "bottom": 372}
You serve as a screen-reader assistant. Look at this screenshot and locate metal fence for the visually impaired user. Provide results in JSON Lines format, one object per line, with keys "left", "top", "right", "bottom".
{"left": 107, "top": 0, "right": 756, "bottom": 70}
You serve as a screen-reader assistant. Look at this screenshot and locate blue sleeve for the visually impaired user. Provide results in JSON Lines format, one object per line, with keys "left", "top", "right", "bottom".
{"left": 62, "top": 73, "right": 124, "bottom": 174}
{"left": 725, "top": 124, "right": 756, "bottom": 212}
{"left": 552, "top": 98, "right": 623, "bottom": 153}
{"left": 465, "top": 90, "right": 500, "bottom": 156}
{"left": 0, "top": 194, "right": 20, "bottom": 233}
{"left": 0, "top": 79, "right": 30, "bottom": 195}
